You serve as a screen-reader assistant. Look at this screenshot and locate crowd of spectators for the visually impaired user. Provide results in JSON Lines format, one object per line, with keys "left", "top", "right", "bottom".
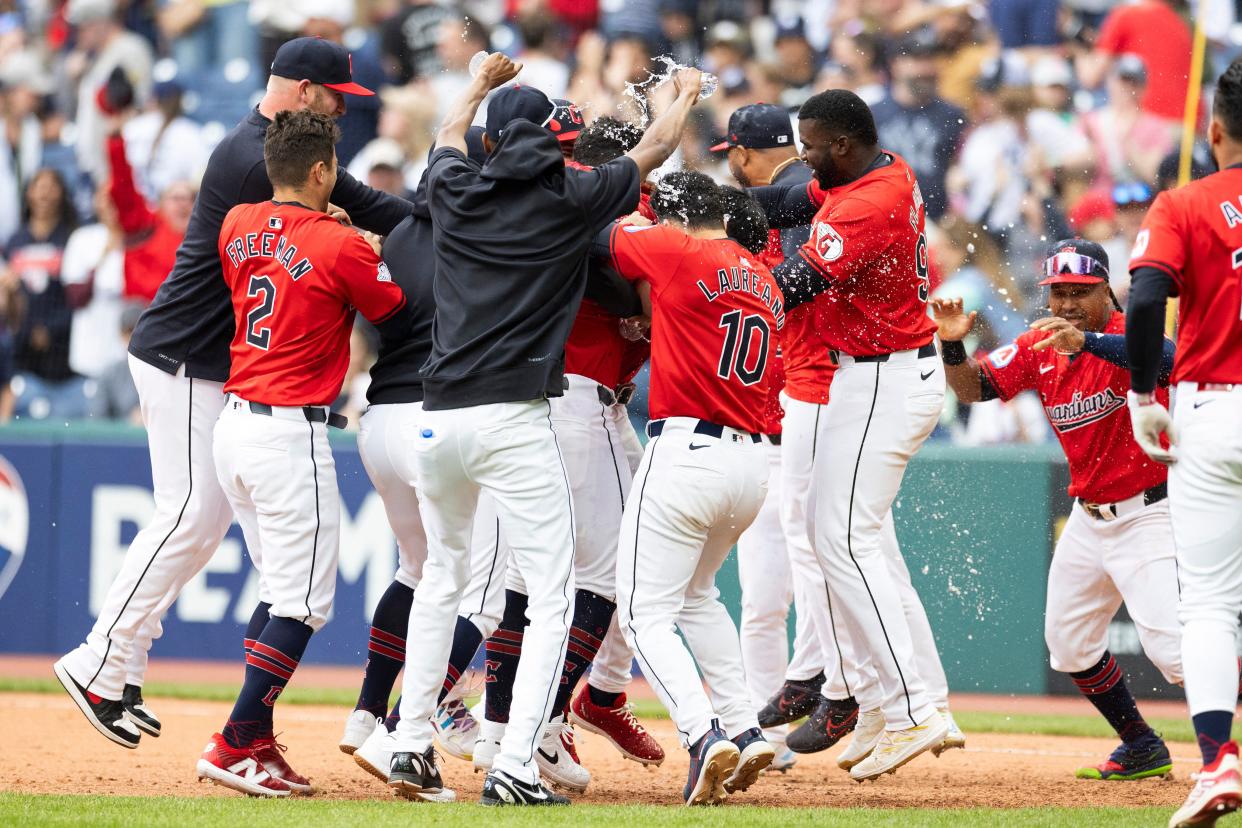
{"left": 0, "top": 0, "right": 1230, "bottom": 442}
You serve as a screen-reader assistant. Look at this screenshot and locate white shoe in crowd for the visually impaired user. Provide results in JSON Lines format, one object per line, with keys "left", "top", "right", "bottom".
{"left": 473, "top": 716, "right": 505, "bottom": 773}
{"left": 339, "top": 709, "right": 378, "bottom": 755}
{"left": 536, "top": 715, "right": 591, "bottom": 793}
{"left": 934, "top": 708, "right": 966, "bottom": 755}
{"left": 837, "top": 708, "right": 885, "bottom": 770}
{"left": 849, "top": 710, "right": 949, "bottom": 781}
{"left": 433, "top": 696, "right": 479, "bottom": 762}
{"left": 354, "top": 722, "right": 458, "bottom": 803}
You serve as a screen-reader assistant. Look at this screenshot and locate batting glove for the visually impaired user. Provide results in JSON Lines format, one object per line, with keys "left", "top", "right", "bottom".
{"left": 1127, "top": 391, "right": 1177, "bottom": 465}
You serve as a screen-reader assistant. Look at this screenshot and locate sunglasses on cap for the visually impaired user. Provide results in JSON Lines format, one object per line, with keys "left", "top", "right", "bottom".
{"left": 1043, "top": 251, "right": 1109, "bottom": 278}
{"left": 1112, "top": 182, "right": 1153, "bottom": 206}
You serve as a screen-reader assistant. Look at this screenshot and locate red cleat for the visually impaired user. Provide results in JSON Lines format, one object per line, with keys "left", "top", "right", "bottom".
{"left": 195, "top": 733, "right": 291, "bottom": 798}
{"left": 252, "top": 735, "right": 314, "bottom": 795}
{"left": 570, "top": 690, "right": 665, "bottom": 766}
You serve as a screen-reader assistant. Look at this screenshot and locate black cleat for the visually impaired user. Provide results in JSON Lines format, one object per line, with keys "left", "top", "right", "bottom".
{"left": 480, "top": 769, "right": 570, "bottom": 806}
{"left": 53, "top": 659, "right": 141, "bottom": 749}
{"left": 122, "top": 684, "right": 161, "bottom": 737}
{"left": 787, "top": 696, "right": 859, "bottom": 754}
{"left": 756, "top": 671, "right": 826, "bottom": 728}
{"left": 388, "top": 747, "right": 446, "bottom": 800}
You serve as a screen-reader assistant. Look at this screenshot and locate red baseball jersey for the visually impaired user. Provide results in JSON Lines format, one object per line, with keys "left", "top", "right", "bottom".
{"left": 564, "top": 176, "right": 654, "bottom": 388}
{"left": 758, "top": 218, "right": 835, "bottom": 413}
{"left": 979, "top": 311, "right": 1168, "bottom": 503}
{"left": 797, "top": 153, "right": 937, "bottom": 356}
{"left": 607, "top": 223, "right": 783, "bottom": 433}
{"left": 1129, "top": 167, "right": 1242, "bottom": 384}
{"left": 219, "top": 202, "right": 407, "bottom": 406}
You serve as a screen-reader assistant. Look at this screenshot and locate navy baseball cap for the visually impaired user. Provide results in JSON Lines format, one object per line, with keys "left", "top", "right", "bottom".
{"left": 710, "top": 103, "right": 795, "bottom": 152}
{"left": 485, "top": 84, "right": 556, "bottom": 140}
{"left": 270, "top": 37, "right": 374, "bottom": 96}
{"left": 1039, "top": 238, "right": 1111, "bottom": 286}
{"left": 547, "top": 98, "right": 584, "bottom": 144}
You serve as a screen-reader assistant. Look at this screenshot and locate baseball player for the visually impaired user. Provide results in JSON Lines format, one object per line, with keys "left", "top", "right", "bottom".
{"left": 1125, "top": 60, "right": 1242, "bottom": 828}
{"left": 604, "top": 171, "right": 781, "bottom": 805}
{"left": 713, "top": 103, "right": 832, "bottom": 768}
{"left": 53, "top": 37, "right": 410, "bottom": 748}
{"left": 749, "top": 88, "right": 948, "bottom": 780}
{"left": 337, "top": 129, "right": 504, "bottom": 776}
{"left": 385, "top": 55, "right": 700, "bottom": 807}
{"left": 933, "top": 238, "right": 1180, "bottom": 782}
{"left": 195, "top": 111, "right": 415, "bottom": 798}
{"left": 471, "top": 114, "right": 666, "bottom": 792}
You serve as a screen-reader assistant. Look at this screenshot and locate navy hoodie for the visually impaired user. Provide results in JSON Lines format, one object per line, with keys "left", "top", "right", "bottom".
{"left": 420, "top": 120, "right": 639, "bottom": 410}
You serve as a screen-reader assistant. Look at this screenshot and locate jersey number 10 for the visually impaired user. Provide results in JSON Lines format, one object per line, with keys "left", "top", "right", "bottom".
{"left": 716, "top": 310, "right": 770, "bottom": 386}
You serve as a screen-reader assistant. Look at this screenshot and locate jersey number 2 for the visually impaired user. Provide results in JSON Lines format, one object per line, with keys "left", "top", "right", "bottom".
{"left": 246, "top": 275, "right": 276, "bottom": 350}
{"left": 717, "top": 310, "right": 770, "bottom": 386}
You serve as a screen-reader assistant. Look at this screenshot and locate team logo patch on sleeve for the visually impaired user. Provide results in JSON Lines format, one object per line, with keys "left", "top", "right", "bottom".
{"left": 814, "top": 222, "right": 844, "bottom": 261}
{"left": 376, "top": 263, "right": 392, "bottom": 282}
{"left": 988, "top": 343, "right": 1018, "bottom": 369}
{"left": 1130, "top": 229, "right": 1149, "bottom": 259}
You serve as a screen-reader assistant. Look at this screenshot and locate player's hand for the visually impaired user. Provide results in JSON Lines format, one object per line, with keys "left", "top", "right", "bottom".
{"left": 930, "top": 297, "right": 976, "bottom": 341}
{"left": 672, "top": 67, "right": 704, "bottom": 101}
{"left": 1029, "top": 317, "right": 1085, "bottom": 353}
{"left": 620, "top": 211, "right": 652, "bottom": 227}
{"left": 619, "top": 315, "right": 650, "bottom": 342}
{"left": 327, "top": 203, "right": 352, "bottom": 226}
{"left": 1127, "top": 391, "right": 1177, "bottom": 465}
{"left": 359, "top": 230, "right": 383, "bottom": 257}
{"left": 476, "top": 53, "right": 522, "bottom": 90}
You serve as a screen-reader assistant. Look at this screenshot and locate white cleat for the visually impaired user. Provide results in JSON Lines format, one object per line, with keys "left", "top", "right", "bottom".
{"left": 339, "top": 710, "right": 379, "bottom": 755}
{"left": 354, "top": 725, "right": 457, "bottom": 802}
{"left": 1169, "top": 743, "right": 1242, "bottom": 828}
{"left": 473, "top": 717, "right": 505, "bottom": 773}
{"left": 933, "top": 708, "right": 965, "bottom": 756}
{"left": 433, "top": 696, "right": 479, "bottom": 762}
{"left": 837, "top": 708, "right": 884, "bottom": 770}
{"left": 536, "top": 716, "right": 591, "bottom": 793}
{"left": 849, "top": 711, "right": 949, "bottom": 781}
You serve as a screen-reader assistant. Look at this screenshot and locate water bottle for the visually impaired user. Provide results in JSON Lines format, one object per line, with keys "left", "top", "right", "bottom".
{"left": 698, "top": 73, "right": 719, "bottom": 101}
{"left": 468, "top": 51, "right": 489, "bottom": 78}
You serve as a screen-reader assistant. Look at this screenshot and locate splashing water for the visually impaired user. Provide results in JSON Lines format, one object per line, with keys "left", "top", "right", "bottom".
{"left": 621, "top": 56, "right": 718, "bottom": 128}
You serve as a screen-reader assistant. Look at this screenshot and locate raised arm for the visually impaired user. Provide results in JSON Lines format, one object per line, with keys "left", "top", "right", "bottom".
{"left": 625, "top": 68, "right": 702, "bottom": 181}
{"left": 748, "top": 182, "right": 819, "bottom": 229}
{"left": 436, "top": 52, "right": 521, "bottom": 155}
{"left": 931, "top": 297, "right": 989, "bottom": 403}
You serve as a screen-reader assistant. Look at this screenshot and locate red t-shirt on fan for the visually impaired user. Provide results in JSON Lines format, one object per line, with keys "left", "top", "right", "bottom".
{"left": 797, "top": 153, "right": 937, "bottom": 357}
{"left": 219, "top": 201, "right": 407, "bottom": 406}
{"left": 1129, "top": 167, "right": 1242, "bottom": 385}
{"left": 979, "top": 311, "right": 1168, "bottom": 503}
{"left": 607, "top": 223, "right": 783, "bottom": 434}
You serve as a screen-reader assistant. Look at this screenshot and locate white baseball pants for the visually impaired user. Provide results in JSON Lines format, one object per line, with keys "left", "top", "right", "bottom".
{"left": 1170, "top": 383, "right": 1242, "bottom": 717}
{"left": 809, "top": 349, "right": 944, "bottom": 730}
{"left": 618, "top": 418, "right": 767, "bottom": 746}
{"left": 394, "top": 399, "right": 575, "bottom": 786}
{"left": 359, "top": 402, "right": 510, "bottom": 638}
{"left": 737, "top": 437, "right": 822, "bottom": 724}
{"left": 1045, "top": 499, "right": 1182, "bottom": 683}
{"left": 212, "top": 397, "right": 339, "bottom": 630}
{"left": 59, "top": 357, "right": 234, "bottom": 700}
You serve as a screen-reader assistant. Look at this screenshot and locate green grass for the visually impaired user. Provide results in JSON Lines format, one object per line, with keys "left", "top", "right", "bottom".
{"left": 1, "top": 674, "right": 1198, "bottom": 744}
{"left": 0, "top": 794, "right": 1177, "bottom": 827}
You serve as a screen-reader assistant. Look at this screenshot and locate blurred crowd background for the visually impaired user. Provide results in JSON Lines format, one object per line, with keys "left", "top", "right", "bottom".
{"left": 0, "top": 0, "right": 1229, "bottom": 442}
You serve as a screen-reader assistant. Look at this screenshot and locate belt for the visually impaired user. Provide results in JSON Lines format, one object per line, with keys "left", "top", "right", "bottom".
{"left": 1078, "top": 482, "right": 1167, "bottom": 522}
{"left": 832, "top": 342, "right": 937, "bottom": 365}
{"left": 240, "top": 399, "right": 348, "bottom": 429}
{"left": 646, "top": 418, "right": 761, "bottom": 443}
{"left": 765, "top": 433, "right": 781, "bottom": 446}
{"left": 597, "top": 383, "right": 636, "bottom": 407}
